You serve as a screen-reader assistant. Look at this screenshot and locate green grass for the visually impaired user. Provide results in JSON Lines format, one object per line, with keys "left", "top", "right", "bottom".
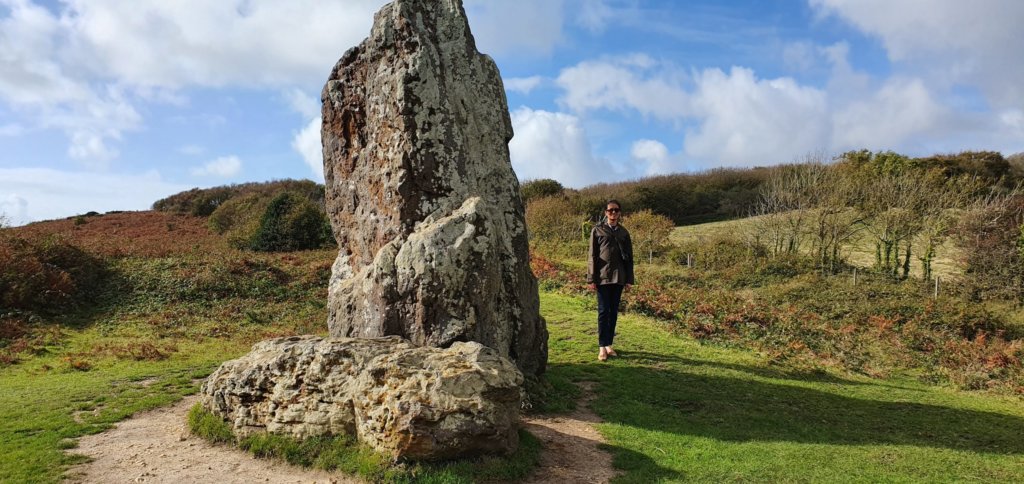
{"left": 3, "top": 285, "right": 1023, "bottom": 483}
{"left": 541, "top": 290, "right": 1024, "bottom": 482}
{"left": 0, "top": 342, "right": 235, "bottom": 483}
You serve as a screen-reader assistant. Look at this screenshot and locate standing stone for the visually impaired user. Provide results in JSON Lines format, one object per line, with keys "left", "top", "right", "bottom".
{"left": 321, "top": 0, "right": 547, "bottom": 376}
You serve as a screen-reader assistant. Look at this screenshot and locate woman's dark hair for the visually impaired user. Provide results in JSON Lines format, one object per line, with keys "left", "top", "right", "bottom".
{"left": 605, "top": 199, "right": 622, "bottom": 210}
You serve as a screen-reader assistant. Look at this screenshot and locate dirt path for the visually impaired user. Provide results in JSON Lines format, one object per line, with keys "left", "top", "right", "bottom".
{"left": 66, "top": 396, "right": 359, "bottom": 484}
{"left": 521, "top": 382, "right": 619, "bottom": 484}
{"left": 67, "top": 385, "right": 617, "bottom": 483}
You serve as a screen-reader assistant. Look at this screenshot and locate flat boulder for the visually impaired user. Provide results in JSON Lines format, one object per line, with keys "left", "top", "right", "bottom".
{"left": 201, "top": 336, "right": 523, "bottom": 461}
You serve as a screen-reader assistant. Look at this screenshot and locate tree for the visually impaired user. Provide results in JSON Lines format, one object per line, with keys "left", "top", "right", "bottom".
{"left": 520, "top": 179, "right": 564, "bottom": 204}
{"left": 955, "top": 193, "right": 1024, "bottom": 300}
{"left": 750, "top": 159, "right": 865, "bottom": 273}
{"left": 915, "top": 175, "right": 983, "bottom": 280}
{"left": 525, "top": 195, "right": 585, "bottom": 246}
{"left": 626, "top": 209, "right": 675, "bottom": 263}
{"left": 249, "top": 192, "right": 333, "bottom": 252}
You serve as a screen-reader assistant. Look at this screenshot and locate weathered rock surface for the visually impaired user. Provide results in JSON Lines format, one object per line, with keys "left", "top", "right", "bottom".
{"left": 321, "top": 0, "right": 548, "bottom": 376}
{"left": 201, "top": 335, "right": 523, "bottom": 461}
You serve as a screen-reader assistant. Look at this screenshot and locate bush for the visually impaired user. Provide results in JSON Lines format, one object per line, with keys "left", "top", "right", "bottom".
{"left": 0, "top": 234, "right": 107, "bottom": 314}
{"left": 249, "top": 193, "right": 334, "bottom": 252}
{"left": 525, "top": 195, "right": 586, "bottom": 245}
{"left": 208, "top": 191, "right": 334, "bottom": 252}
{"left": 955, "top": 195, "right": 1024, "bottom": 301}
{"left": 520, "top": 179, "right": 564, "bottom": 204}
{"left": 625, "top": 209, "right": 675, "bottom": 263}
{"left": 674, "top": 235, "right": 761, "bottom": 271}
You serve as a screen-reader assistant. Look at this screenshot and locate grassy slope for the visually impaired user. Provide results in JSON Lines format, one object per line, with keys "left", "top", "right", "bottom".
{"left": 670, "top": 217, "right": 963, "bottom": 280}
{"left": 542, "top": 291, "right": 1024, "bottom": 483}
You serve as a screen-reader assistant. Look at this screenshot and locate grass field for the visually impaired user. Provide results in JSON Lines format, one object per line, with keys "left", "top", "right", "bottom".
{"left": 4, "top": 289, "right": 1022, "bottom": 482}
{"left": 670, "top": 217, "right": 963, "bottom": 280}
{"left": 541, "top": 291, "right": 1024, "bottom": 483}
{"left": 2, "top": 212, "right": 1022, "bottom": 482}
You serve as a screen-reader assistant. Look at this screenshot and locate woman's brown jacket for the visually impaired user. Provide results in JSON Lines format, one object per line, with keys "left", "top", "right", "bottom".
{"left": 587, "top": 223, "right": 635, "bottom": 286}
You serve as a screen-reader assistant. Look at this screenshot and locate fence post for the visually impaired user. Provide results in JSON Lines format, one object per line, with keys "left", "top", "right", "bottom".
{"left": 934, "top": 276, "right": 940, "bottom": 299}
{"left": 853, "top": 268, "right": 857, "bottom": 286}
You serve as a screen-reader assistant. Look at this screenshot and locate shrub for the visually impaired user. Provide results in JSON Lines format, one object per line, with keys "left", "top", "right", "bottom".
{"left": 625, "top": 209, "right": 675, "bottom": 263}
{"left": 525, "top": 195, "right": 587, "bottom": 246}
{"left": 520, "top": 179, "right": 564, "bottom": 204}
{"left": 674, "top": 235, "right": 760, "bottom": 271}
{"left": 249, "top": 193, "right": 334, "bottom": 252}
{"left": 955, "top": 195, "right": 1024, "bottom": 301}
{"left": 0, "top": 234, "right": 107, "bottom": 314}
{"left": 208, "top": 192, "right": 269, "bottom": 238}
{"left": 209, "top": 191, "right": 334, "bottom": 252}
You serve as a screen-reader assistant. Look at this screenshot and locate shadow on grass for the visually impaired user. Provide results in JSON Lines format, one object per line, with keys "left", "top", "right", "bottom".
{"left": 621, "top": 349, "right": 929, "bottom": 392}
{"left": 549, "top": 361, "right": 1024, "bottom": 456}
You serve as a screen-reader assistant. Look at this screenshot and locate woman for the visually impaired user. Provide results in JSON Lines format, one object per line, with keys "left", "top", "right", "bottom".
{"left": 586, "top": 200, "right": 634, "bottom": 361}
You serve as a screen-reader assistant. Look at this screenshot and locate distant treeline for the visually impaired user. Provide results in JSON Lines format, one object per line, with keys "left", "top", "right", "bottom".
{"left": 522, "top": 150, "right": 1024, "bottom": 225}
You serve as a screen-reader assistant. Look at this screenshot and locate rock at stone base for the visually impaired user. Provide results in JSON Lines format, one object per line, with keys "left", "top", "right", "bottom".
{"left": 201, "top": 335, "right": 523, "bottom": 461}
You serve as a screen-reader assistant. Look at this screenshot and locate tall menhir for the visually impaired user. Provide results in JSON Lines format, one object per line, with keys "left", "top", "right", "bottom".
{"left": 320, "top": 0, "right": 548, "bottom": 375}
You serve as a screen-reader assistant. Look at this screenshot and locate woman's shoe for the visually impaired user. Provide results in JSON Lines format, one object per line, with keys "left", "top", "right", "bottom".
{"left": 598, "top": 347, "right": 608, "bottom": 361}
{"left": 606, "top": 347, "right": 617, "bottom": 357}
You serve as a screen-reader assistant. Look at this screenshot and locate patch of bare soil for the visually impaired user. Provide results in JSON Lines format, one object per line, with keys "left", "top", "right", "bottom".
{"left": 521, "top": 382, "right": 619, "bottom": 484}
{"left": 66, "top": 396, "right": 360, "bottom": 484}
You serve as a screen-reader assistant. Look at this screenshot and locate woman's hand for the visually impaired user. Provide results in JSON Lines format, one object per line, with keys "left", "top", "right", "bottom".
{"left": 588, "top": 283, "right": 597, "bottom": 291}
{"left": 625, "top": 284, "right": 633, "bottom": 291}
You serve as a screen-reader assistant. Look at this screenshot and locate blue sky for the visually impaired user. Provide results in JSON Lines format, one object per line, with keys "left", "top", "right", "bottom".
{"left": 2, "top": 0, "right": 1023, "bottom": 225}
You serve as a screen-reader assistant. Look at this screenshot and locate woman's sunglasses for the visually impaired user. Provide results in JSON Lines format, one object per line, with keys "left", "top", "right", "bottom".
{"left": 606, "top": 208, "right": 621, "bottom": 213}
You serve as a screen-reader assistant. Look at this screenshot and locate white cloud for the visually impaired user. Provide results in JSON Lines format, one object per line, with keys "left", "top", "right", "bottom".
{"left": 576, "top": 0, "right": 615, "bottom": 33}
{"left": 683, "top": 67, "right": 830, "bottom": 166}
{"left": 556, "top": 55, "right": 689, "bottom": 121}
{"left": 554, "top": 50, "right": 990, "bottom": 168}
{"left": 191, "top": 155, "right": 242, "bottom": 177}
{"left": 509, "top": 107, "right": 613, "bottom": 188}
{"left": 811, "top": 0, "right": 1024, "bottom": 108}
{"left": 283, "top": 88, "right": 321, "bottom": 118}
{"left": 0, "top": 193, "right": 29, "bottom": 226}
{"left": 832, "top": 77, "right": 947, "bottom": 151}
{"left": 59, "top": 0, "right": 384, "bottom": 89}
{"left": 631, "top": 139, "right": 676, "bottom": 176}
{"left": 782, "top": 41, "right": 817, "bottom": 72}
{"left": 293, "top": 117, "right": 323, "bottom": 181}
{"left": 0, "top": 168, "right": 188, "bottom": 225}
{"left": 0, "top": 0, "right": 380, "bottom": 167}
{"left": 504, "top": 76, "right": 544, "bottom": 95}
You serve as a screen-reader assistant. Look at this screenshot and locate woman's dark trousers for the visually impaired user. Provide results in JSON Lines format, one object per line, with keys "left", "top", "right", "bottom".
{"left": 597, "top": 283, "right": 624, "bottom": 347}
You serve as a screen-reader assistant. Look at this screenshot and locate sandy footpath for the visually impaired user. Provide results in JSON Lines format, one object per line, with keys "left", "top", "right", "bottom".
{"left": 67, "top": 385, "right": 617, "bottom": 483}
{"left": 521, "top": 382, "right": 620, "bottom": 484}
{"left": 67, "top": 396, "right": 357, "bottom": 484}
